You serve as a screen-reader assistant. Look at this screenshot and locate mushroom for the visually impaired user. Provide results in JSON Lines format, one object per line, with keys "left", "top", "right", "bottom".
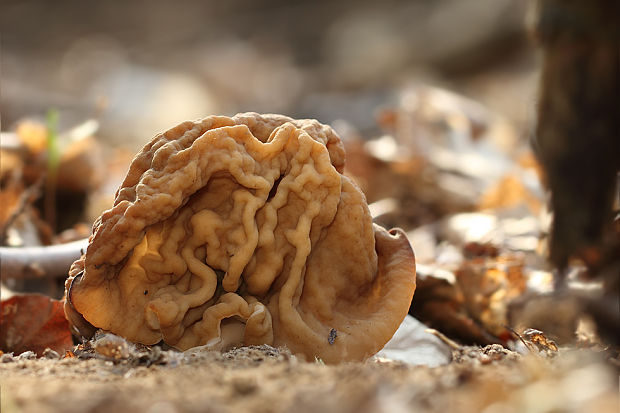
{"left": 64, "top": 113, "right": 415, "bottom": 363}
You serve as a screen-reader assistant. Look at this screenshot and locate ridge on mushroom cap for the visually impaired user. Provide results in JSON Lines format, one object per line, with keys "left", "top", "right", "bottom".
{"left": 64, "top": 112, "right": 415, "bottom": 363}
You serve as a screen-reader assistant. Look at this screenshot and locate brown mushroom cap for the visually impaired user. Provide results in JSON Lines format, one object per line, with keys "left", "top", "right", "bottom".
{"left": 64, "top": 113, "right": 415, "bottom": 362}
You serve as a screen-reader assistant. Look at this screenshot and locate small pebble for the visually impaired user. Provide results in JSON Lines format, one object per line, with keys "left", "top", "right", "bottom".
{"left": 1, "top": 353, "right": 15, "bottom": 363}
{"left": 42, "top": 348, "right": 61, "bottom": 359}
{"left": 232, "top": 377, "right": 258, "bottom": 395}
{"left": 94, "top": 333, "right": 130, "bottom": 359}
{"left": 18, "top": 351, "right": 36, "bottom": 360}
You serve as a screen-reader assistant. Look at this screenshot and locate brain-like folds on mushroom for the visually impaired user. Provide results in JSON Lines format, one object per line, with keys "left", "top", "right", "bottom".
{"left": 65, "top": 113, "right": 415, "bottom": 363}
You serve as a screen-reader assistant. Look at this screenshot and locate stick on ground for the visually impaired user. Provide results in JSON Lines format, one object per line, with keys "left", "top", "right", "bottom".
{"left": 0, "top": 238, "right": 88, "bottom": 279}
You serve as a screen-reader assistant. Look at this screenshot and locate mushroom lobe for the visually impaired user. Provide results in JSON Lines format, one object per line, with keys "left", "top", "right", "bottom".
{"left": 64, "top": 113, "right": 415, "bottom": 362}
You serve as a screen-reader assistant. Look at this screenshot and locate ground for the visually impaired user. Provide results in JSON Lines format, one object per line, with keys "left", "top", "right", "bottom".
{"left": 1, "top": 345, "right": 617, "bottom": 413}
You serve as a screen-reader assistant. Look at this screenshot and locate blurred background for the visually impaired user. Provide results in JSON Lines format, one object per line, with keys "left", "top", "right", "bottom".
{"left": 3, "top": 0, "right": 620, "bottom": 360}
{"left": 2, "top": 0, "right": 557, "bottom": 339}
{"left": 1, "top": 0, "right": 538, "bottom": 146}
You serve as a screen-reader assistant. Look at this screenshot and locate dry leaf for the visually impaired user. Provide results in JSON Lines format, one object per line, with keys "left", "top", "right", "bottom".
{"left": 63, "top": 350, "right": 76, "bottom": 358}
{"left": 456, "top": 256, "right": 526, "bottom": 340}
{"left": 0, "top": 294, "right": 74, "bottom": 356}
{"left": 16, "top": 120, "right": 48, "bottom": 155}
{"left": 373, "top": 315, "right": 452, "bottom": 366}
{"left": 0, "top": 177, "right": 25, "bottom": 229}
{"left": 478, "top": 174, "right": 542, "bottom": 214}
{"left": 522, "top": 328, "right": 558, "bottom": 353}
{"left": 410, "top": 266, "right": 501, "bottom": 345}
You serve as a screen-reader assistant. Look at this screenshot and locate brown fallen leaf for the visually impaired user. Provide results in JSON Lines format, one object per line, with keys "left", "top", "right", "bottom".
{"left": 478, "top": 174, "right": 543, "bottom": 214}
{"left": 410, "top": 266, "right": 502, "bottom": 345}
{"left": 456, "top": 255, "right": 526, "bottom": 341}
{"left": 0, "top": 294, "right": 74, "bottom": 356}
{"left": 63, "top": 350, "right": 76, "bottom": 358}
{"left": 522, "top": 328, "right": 558, "bottom": 354}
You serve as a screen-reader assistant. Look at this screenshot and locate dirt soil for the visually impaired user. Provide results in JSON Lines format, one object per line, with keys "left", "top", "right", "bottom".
{"left": 1, "top": 345, "right": 617, "bottom": 413}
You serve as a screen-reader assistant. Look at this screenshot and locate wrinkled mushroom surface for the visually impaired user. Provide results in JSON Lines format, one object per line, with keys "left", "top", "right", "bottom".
{"left": 64, "top": 113, "right": 415, "bottom": 363}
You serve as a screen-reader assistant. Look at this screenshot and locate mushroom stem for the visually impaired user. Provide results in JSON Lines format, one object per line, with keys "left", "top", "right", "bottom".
{"left": 0, "top": 238, "right": 87, "bottom": 279}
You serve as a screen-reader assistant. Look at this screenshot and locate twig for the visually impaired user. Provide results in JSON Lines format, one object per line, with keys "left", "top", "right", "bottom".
{"left": 425, "top": 328, "right": 462, "bottom": 350}
{"left": 504, "top": 325, "right": 534, "bottom": 353}
{"left": 369, "top": 198, "right": 398, "bottom": 221}
{"left": 0, "top": 238, "right": 87, "bottom": 279}
{"left": 0, "top": 176, "right": 44, "bottom": 245}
